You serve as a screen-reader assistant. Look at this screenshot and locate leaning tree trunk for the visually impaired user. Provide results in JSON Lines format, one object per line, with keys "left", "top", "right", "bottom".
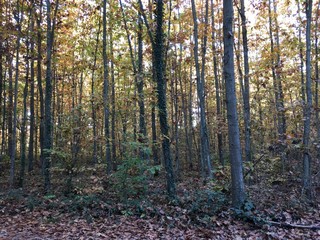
{"left": 223, "top": 0, "right": 245, "bottom": 208}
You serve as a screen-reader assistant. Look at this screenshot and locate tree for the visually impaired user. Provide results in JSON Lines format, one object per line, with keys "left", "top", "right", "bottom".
{"left": 239, "top": 0, "right": 251, "bottom": 163}
{"left": 10, "top": 0, "right": 23, "bottom": 188}
{"left": 315, "top": 1, "right": 320, "bottom": 158}
{"left": 223, "top": 0, "right": 245, "bottom": 208}
{"left": 36, "top": 0, "right": 45, "bottom": 172}
{"left": 90, "top": 14, "right": 101, "bottom": 165}
{"left": 103, "top": 0, "right": 112, "bottom": 174}
{"left": 139, "top": 0, "right": 176, "bottom": 198}
{"left": 268, "top": 0, "right": 286, "bottom": 170}
{"left": 191, "top": 0, "right": 213, "bottom": 179}
{"left": 28, "top": 0, "right": 36, "bottom": 172}
{"left": 211, "top": 0, "right": 224, "bottom": 166}
{"left": 43, "top": 0, "right": 59, "bottom": 193}
{"left": 302, "top": 0, "right": 312, "bottom": 198}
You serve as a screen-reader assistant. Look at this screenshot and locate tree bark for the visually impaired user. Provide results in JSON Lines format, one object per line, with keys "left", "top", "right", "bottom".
{"left": 268, "top": 0, "right": 286, "bottom": 169}
{"left": 43, "top": 0, "right": 58, "bottom": 193}
{"left": 103, "top": 0, "right": 112, "bottom": 174}
{"left": 28, "top": 0, "right": 36, "bottom": 172}
{"left": 90, "top": 15, "right": 101, "bottom": 165}
{"left": 191, "top": 0, "right": 212, "bottom": 179}
{"left": 223, "top": 0, "right": 245, "bottom": 208}
{"left": 154, "top": 0, "right": 176, "bottom": 198}
{"left": 302, "top": 0, "right": 312, "bottom": 199}
{"left": 36, "top": 0, "right": 45, "bottom": 173}
{"left": 10, "top": 0, "right": 23, "bottom": 188}
{"left": 240, "top": 0, "right": 251, "bottom": 162}
{"left": 211, "top": 0, "right": 224, "bottom": 166}
{"left": 315, "top": 1, "right": 319, "bottom": 159}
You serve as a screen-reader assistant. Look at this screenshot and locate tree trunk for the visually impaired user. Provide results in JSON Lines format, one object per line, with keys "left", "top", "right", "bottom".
{"left": 103, "top": 0, "right": 112, "bottom": 174}
{"left": 223, "top": 0, "right": 245, "bottom": 208}
{"left": 10, "top": 1, "right": 23, "bottom": 188}
{"left": 315, "top": 1, "right": 319, "bottom": 159}
{"left": 191, "top": 0, "right": 212, "bottom": 179}
{"left": 268, "top": 0, "right": 286, "bottom": 171}
{"left": 28, "top": 0, "right": 36, "bottom": 172}
{"left": 297, "top": 0, "right": 305, "bottom": 103}
{"left": 36, "top": 0, "right": 45, "bottom": 173}
{"left": 154, "top": 0, "right": 176, "bottom": 198}
{"left": 90, "top": 15, "right": 101, "bottom": 165}
{"left": 19, "top": 8, "right": 32, "bottom": 187}
{"left": 240, "top": 0, "right": 251, "bottom": 162}
{"left": 43, "top": 0, "right": 58, "bottom": 193}
{"left": 302, "top": 0, "right": 312, "bottom": 199}
{"left": 211, "top": 0, "right": 224, "bottom": 166}
{"left": 110, "top": 28, "right": 116, "bottom": 170}
{"left": 137, "top": 13, "right": 148, "bottom": 160}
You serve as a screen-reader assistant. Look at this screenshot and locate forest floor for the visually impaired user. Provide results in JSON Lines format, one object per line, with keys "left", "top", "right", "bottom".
{"left": 0, "top": 164, "right": 319, "bottom": 239}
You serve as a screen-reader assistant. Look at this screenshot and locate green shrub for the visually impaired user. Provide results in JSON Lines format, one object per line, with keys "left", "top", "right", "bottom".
{"left": 113, "top": 156, "right": 148, "bottom": 202}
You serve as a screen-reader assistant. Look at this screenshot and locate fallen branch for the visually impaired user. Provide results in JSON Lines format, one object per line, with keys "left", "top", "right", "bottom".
{"left": 265, "top": 220, "right": 320, "bottom": 230}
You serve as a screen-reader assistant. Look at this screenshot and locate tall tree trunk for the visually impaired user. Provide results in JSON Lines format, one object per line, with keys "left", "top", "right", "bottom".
{"left": 137, "top": 13, "right": 147, "bottom": 160}
{"left": 43, "top": 0, "right": 58, "bottom": 193}
{"left": 28, "top": 0, "right": 36, "bottom": 172}
{"left": 268, "top": 0, "right": 286, "bottom": 170}
{"left": 211, "top": 0, "right": 224, "bottom": 166}
{"left": 297, "top": 0, "right": 305, "bottom": 103}
{"left": 154, "top": 0, "right": 176, "bottom": 198}
{"left": 36, "top": 0, "right": 45, "bottom": 173}
{"left": 180, "top": 63, "right": 192, "bottom": 170}
{"left": 302, "top": 0, "right": 312, "bottom": 199}
{"left": 103, "top": 0, "right": 112, "bottom": 174}
{"left": 223, "top": 0, "right": 245, "bottom": 208}
{"left": 90, "top": 15, "right": 101, "bottom": 165}
{"left": 315, "top": 1, "right": 320, "bottom": 158}
{"left": 0, "top": 7, "right": 3, "bottom": 157}
{"left": 240, "top": 0, "right": 251, "bottom": 162}
{"left": 7, "top": 53, "right": 13, "bottom": 162}
{"left": 0, "top": 59, "right": 5, "bottom": 157}
{"left": 191, "top": 0, "right": 212, "bottom": 179}
{"left": 151, "top": 98, "right": 159, "bottom": 165}
{"left": 19, "top": 10, "right": 32, "bottom": 187}
{"left": 110, "top": 27, "right": 116, "bottom": 170}
{"left": 10, "top": 1, "right": 23, "bottom": 188}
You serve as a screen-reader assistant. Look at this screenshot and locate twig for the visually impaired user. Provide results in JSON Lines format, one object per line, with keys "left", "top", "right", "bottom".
{"left": 244, "top": 154, "right": 265, "bottom": 180}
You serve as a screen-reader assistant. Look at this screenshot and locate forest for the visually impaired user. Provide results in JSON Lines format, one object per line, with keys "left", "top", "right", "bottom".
{"left": 0, "top": 0, "right": 319, "bottom": 239}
